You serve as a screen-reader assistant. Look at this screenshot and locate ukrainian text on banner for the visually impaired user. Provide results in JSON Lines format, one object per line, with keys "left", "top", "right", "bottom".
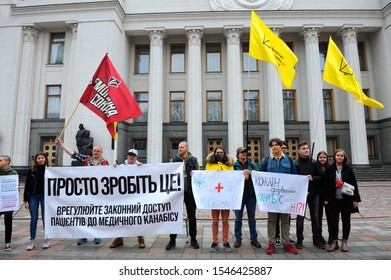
{"left": 45, "top": 163, "right": 184, "bottom": 238}
{"left": 191, "top": 170, "right": 244, "bottom": 210}
{"left": 251, "top": 171, "right": 308, "bottom": 215}
{"left": 0, "top": 175, "right": 19, "bottom": 212}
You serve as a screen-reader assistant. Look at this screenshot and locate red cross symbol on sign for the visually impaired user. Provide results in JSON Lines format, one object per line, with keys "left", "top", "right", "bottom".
{"left": 215, "top": 182, "right": 224, "bottom": 193}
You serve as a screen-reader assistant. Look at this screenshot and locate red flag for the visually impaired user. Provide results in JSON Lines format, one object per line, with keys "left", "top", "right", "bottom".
{"left": 80, "top": 54, "right": 142, "bottom": 138}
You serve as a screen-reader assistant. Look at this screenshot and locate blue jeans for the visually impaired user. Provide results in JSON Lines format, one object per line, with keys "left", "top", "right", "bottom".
{"left": 29, "top": 194, "right": 45, "bottom": 240}
{"left": 234, "top": 197, "right": 258, "bottom": 241}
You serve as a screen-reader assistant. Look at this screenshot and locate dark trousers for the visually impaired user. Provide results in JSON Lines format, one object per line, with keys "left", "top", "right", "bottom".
{"left": 325, "top": 199, "right": 351, "bottom": 240}
{"left": 318, "top": 196, "right": 325, "bottom": 235}
{"left": 296, "top": 194, "right": 321, "bottom": 242}
{"left": 170, "top": 191, "right": 197, "bottom": 241}
{"left": 0, "top": 211, "right": 13, "bottom": 243}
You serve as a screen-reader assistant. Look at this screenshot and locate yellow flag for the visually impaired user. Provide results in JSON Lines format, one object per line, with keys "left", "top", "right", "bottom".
{"left": 323, "top": 37, "right": 384, "bottom": 109}
{"left": 112, "top": 122, "right": 118, "bottom": 140}
{"left": 249, "top": 10, "right": 298, "bottom": 88}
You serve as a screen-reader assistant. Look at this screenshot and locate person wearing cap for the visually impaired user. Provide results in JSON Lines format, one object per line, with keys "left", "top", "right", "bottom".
{"left": 233, "top": 147, "right": 262, "bottom": 249}
{"left": 110, "top": 148, "right": 144, "bottom": 249}
{"left": 166, "top": 141, "right": 200, "bottom": 250}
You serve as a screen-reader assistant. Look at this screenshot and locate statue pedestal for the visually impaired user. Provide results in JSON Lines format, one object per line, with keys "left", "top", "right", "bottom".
{"left": 71, "top": 160, "right": 84, "bottom": 166}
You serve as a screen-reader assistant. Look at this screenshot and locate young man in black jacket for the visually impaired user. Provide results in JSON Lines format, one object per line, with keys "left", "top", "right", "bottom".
{"left": 294, "top": 142, "right": 326, "bottom": 249}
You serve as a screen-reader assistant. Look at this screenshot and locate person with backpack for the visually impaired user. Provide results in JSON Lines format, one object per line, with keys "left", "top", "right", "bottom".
{"left": 259, "top": 137, "right": 298, "bottom": 255}
{"left": 55, "top": 138, "right": 108, "bottom": 245}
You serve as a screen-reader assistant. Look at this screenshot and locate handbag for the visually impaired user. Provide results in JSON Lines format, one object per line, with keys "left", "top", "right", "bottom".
{"left": 341, "top": 182, "right": 355, "bottom": 196}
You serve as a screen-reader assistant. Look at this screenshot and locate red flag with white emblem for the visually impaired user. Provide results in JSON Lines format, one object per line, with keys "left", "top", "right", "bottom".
{"left": 80, "top": 53, "right": 142, "bottom": 138}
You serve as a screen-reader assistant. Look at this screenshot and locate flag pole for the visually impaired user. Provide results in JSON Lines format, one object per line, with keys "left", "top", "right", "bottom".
{"left": 245, "top": 47, "right": 251, "bottom": 160}
{"left": 58, "top": 101, "right": 81, "bottom": 139}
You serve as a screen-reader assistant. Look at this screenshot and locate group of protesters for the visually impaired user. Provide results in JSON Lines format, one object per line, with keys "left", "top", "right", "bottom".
{"left": 0, "top": 136, "right": 360, "bottom": 255}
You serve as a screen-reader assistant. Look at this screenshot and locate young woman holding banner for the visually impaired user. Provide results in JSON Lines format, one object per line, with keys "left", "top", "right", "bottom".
{"left": 205, "top": 146, "right": 234, "bottom": 253}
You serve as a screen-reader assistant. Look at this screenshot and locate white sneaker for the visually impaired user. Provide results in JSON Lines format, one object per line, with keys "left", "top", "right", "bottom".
{"left": 42, "top": 239, "right": 50, "bottom": 249}
{"left": 27, "top": 240, "right": 35, "bottom": 251}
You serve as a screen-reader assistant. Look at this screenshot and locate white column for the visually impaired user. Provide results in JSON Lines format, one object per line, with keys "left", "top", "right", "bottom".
{"left": 185, "top": 28, "right": 204, "bottom": 160}
{"left": 302, "top": 26, "right": 327, "bottom": 157}
{"left": 341, "top": 26, "right": 369, "bottom": 165}
{"left": 12, "top": 26, "right": 40, "bottom": 166}
{"left": 224, "top": 27, "right": 244, "bottom": 157}
{"left": 266, "top": 28, "right": 285, "bottom": 140}
{"left": 146, "top": 28, "right": 165, "bottom": 163}
{"left": 63, "top": 23, "right": 79, "bottom": 166}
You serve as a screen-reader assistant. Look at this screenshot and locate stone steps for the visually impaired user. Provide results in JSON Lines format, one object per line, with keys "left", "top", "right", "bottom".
{"left": 353, "top": 165, "right": 391, "bottom": 181}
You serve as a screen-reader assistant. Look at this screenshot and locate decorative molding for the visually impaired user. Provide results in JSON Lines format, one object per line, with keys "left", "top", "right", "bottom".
{"left": 302, "top": 26, "right": 322, "bottom": 44}
{"left": 224, "top": 28, "right": 242, "bottom": 45}
{"left": 21, "top": 25, "right": 40, "bottom": 42}
{"left": 210, "top": 0, "right": 293, "bottom": 11}
{"left": 186, "top": 28, "right": 204, "bottom": 46}
{"left": 147, "top": 28, "right": 166, "bottom": 46}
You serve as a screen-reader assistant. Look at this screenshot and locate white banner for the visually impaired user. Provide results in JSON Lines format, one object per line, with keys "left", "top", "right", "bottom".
{"left": 45, "top": 163, "right": 184, "bottom": 238}
{"left": 0, "top": 175, "right": 19, "bottom": 212}
{"left": 191, "top": 170, "right": 244, "bottom": 210}
{"left": 251, "top": 171, "right": 308, "bottom": 215}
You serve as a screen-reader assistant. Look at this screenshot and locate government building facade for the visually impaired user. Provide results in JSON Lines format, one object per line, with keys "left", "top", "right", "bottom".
{"left": 1, "top": 0, "right": 391, "bottom": 170}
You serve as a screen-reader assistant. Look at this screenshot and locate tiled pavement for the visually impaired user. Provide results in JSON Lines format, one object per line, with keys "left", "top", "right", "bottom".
{"left": 0, "top": 181, "right": 390, "bottom": 260}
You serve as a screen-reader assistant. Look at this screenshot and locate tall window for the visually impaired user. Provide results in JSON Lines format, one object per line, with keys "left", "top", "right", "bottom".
{"left": 319, "top": 42, "right": 328, "bottom": 71}
{"left": 170, "top": 91, "right": 185, "bottom": 122}
{"left": 134, "top": 92, "right": 148, "bottom": 122}
{"left": 135, "top": 45, "right": 149, "bottom": 74}
{"left": 49, "top": 33, "right": 65, "bottom": 64}
{"left": 243, "top": 90, "right": 259, "bottom": 121}
{"left": 46, "top": 85, "right": 61, "bottom": 118}
{"left": 242, "top": 42, "right": 257, "bottom": 72}
{"left": 283, "top": 90, "right": 296, "bottom": 121}
{"left": 323, "top": 89, "right": 334, "bottom": 121}
{"left": 358, "top": 42, "right": 368, "bottom": 71}
{"left": 133, "top": 140, "right": 147, "bottom": 159}
{"left": 206, "top": 91, "right": 222, "bottom": 122}
{"left": 367, "top": 136, "right": 376, "bottom": 160}
{"left": 363, "top": 89, "right": 371, "bottom": 120}
{"left": 206, "top": 43, "right": 221, "bottom": 72}
{"left": 170, "top": 44, "right": 185, "bottom": 73}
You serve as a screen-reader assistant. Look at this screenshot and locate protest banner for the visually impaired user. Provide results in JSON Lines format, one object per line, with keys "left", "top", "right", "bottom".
{"left": 0, "top": 175, "right": 19, "bottom": 212}
{"left": 251, "top": 171, "right": 308, "bottom": 215}
{"left": 45, "top": 163, "right": 183, "bottom": 238}
{"left": 191, "top": 170, "right": 244, "bottom": 210}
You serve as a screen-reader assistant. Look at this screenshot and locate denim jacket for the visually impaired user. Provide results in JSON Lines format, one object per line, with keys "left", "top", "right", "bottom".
{"left": 259, "top": 154, "right": 297, "bottom": 174}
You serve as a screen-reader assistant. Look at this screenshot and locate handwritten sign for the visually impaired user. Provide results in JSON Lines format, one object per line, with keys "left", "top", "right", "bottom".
{"left": 0, "top": 175, "right": 19, "bottom": 212}
{"left": 251, "top": 171, "right": 308, "bottom": 215}
{"left": 191, "top": 170, "right": 244, "bottom": 210}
